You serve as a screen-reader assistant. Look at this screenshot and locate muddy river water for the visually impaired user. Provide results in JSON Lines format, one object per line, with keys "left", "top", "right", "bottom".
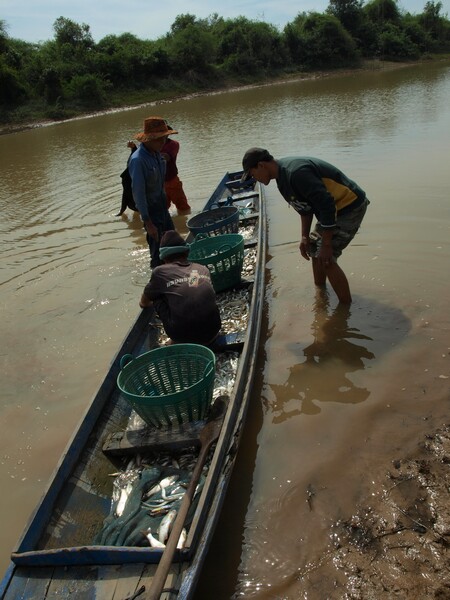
{"left": 0, "top": 60, "right": 449, "bottom": 597}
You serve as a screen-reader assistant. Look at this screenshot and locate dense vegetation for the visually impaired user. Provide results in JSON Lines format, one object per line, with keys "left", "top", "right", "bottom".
{"left": 1, "top": 0, "right": 449, "bottom": 127}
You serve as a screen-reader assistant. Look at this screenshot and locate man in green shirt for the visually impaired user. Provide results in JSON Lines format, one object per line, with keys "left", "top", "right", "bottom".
{"left": 241, "top": 148, "right": 369, "bottom": 304}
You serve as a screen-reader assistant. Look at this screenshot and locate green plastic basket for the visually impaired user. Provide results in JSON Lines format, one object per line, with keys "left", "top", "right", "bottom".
{"left": 188, "top": 233, "right": 245, "bottom": 293}
{"left": 117, "top": 344, "right": 216, "bottom": 429}
{"left": 186, "top": 206, "right": 239, "bottom": 237}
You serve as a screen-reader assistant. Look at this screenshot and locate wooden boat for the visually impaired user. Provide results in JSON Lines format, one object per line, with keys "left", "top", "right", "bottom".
{"left": 0, "top": 170, "right": 266, "bottom": 600}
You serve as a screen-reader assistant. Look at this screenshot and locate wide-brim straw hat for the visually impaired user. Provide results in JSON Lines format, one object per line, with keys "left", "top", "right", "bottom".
{"left": 134, "top": 117, "right": 178, "bottom": 142}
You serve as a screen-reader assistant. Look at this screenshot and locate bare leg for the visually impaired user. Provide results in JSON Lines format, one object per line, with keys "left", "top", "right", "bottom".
{"left": 312, "top": 257, "right": 326, "bottom": 286}
{"left": 325, "top": 262, "right": 352, "bottom": 304}
{"left": 311, "top": 257, "right": 352, "bottom": 304}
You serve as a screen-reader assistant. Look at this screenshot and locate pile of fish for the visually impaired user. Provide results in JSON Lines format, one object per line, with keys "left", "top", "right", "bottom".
{"left": 213, "top": 351, "right": 239, "bottom": 399}
{"left": 242, "top": 247, "right": 257, "bottom": 278}
{"left": 239, "top": 221, "right": 257, "bottom": 241}
{"left": 98, "top": 211, "right": 258, "bottom": 548}
{"left": 94, "top": 460, "right": 205, "bottom": 548}
{"left": 217, "top": 287, "right": 250, "bottom": 334}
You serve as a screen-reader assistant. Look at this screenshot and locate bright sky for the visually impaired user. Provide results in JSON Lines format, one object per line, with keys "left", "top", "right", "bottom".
{"left": 3, "top": 0, "right": 449, "bottom": 43}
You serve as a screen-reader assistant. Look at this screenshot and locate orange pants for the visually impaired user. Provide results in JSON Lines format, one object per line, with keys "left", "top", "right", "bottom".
{"left": 165, "top": 176, "right": 191, "bottom": 211}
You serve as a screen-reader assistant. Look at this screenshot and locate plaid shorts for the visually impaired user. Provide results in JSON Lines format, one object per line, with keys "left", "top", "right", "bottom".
{"left": 308, "top": 197, "right": 370, "bottom": 259}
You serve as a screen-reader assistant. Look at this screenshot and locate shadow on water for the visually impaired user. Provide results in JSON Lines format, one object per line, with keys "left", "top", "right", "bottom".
{"left": 118, "top": 209, "right": 146, "bottom": 242}
{"left": 118, "top": 208, "right": 192, "bottom": 241}
{"left": 267, "top": 290, "right": 412, "bottom": 422}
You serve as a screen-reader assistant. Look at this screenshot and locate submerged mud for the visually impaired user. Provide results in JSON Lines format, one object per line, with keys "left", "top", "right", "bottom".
{"left": 323, "top": 425, "right": 450, "bottom": 599}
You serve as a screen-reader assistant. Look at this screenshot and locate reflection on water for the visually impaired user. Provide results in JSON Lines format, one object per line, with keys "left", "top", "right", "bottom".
{"left": 267, "top": 288, "right": 413, "bottom": 426}
{"left": 272, "top": 291, "right": 375, "bottom": 419}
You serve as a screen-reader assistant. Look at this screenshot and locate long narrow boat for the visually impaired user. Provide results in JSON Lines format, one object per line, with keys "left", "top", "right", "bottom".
{"left": 0, "top": 170, "right": 266, "bottom": 600}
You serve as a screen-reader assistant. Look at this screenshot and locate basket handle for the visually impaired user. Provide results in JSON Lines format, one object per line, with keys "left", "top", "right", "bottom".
{"left": 218, "top": 244, "right": 232, "bottom": 253}
{"left": 194, "top": 233, "right": 208, "bottom": 241}
{"left": 119, "top": 353, "right": 134, "bottom": 369}
{"left": 210, "top": 197, "right": 232, "bottom": 209}
{"left": 204, "top": 360, "right": 215, "bottom": 379}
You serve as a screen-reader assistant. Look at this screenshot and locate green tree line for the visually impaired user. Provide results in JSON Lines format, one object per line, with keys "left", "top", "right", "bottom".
{"left": 1, "top": 0, "right": 449, "bottom": 125}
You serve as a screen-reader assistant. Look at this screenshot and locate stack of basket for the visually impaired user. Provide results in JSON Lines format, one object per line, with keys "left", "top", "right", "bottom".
{"left": 186, "top": 205, "right": 245, "bottom": 293}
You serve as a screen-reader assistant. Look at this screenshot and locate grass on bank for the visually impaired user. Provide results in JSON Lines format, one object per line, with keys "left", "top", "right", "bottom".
{"left": 2, "top": 55, "right": 449, "bottom": 135}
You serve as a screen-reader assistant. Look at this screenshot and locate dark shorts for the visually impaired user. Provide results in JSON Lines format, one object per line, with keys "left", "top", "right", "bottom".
{"left": 147, "top": 211, "right": 175, "bottom": 269}
{"left": 154, "top": 299, "right": 221, "bottom": 345}
{"left": 308, "top": 197, "right": 370, "bottom": 260}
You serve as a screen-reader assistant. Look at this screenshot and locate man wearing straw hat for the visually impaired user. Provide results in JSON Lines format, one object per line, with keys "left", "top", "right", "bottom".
{"left": 128, "top": 116, "right": 177, "bottom": 269}
{"left": 139, "top": 231, "right": 221, "bottom": 346}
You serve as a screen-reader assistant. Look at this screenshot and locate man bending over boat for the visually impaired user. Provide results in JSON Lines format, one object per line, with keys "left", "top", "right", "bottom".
{"left": 139, "top": 230, "right": 221, "bottom": 345}
{"left": 241, "top": 148, "right": 369, "bottom": 304}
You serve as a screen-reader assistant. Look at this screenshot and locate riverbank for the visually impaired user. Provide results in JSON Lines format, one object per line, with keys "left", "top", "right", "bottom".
{"left": 329, "top": 423, "right": 450, "bottom": 598}
{"left": 1, "top": 58, "right": 444, "bottom": 137}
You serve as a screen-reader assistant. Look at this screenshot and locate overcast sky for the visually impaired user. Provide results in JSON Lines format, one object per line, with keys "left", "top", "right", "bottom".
{"left": 3, "top": 0, "right": 450, "bottom": 44}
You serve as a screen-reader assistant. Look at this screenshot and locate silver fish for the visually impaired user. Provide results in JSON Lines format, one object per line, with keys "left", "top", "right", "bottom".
{"left": 143, "top": 528, "right": 165, "bottom": 548}
{"left": 115, "top": 482, "right": 133, "bottom": 517}
{"left": 158, "top": 509, "right": 177, "bottom": 544}
{"left": 177, "top": 528, "right": 187, "bottom": 550}
{"left": 146, "top": 475, "right": 179, "bottom": 499}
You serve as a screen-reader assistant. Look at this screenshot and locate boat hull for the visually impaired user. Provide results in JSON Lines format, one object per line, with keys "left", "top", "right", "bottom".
{"left": 0, "top": 171, "right": 266, "bottom": 600}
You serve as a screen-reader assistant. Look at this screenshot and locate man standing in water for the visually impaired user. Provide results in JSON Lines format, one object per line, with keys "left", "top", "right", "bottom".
{"left": 128, "top": 117, "right": 176, "bottom": 269}
{"left": 161, "top": 126, "right": 191, "bottom": 214}
{"left": 241, "top": 148, "right": 369, "bottom": 304}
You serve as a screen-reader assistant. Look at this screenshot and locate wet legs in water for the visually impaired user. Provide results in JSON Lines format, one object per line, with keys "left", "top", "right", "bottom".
{"left": 311, "top": 257, "right": 352, "bottom": 305}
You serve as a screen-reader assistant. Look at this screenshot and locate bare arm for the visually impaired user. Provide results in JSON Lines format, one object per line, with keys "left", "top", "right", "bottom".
{"left": 139, "top": 293, "right": 153, "bottom": 309}
{"left": 299, "top": 214, "right": 314, "bottom": 260}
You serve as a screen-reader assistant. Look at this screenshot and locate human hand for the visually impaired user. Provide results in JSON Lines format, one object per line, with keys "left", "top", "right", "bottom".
{"left": 139, "top": 295, "right": 152, "bottom": 308}
{"left": 145, "top": 221, "right": 159, "bottom": 241}
{"left": 299, "top": 236, "right": 310, "bottom": 261}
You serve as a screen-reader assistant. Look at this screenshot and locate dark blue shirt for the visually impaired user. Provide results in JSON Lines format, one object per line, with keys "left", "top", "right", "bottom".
{"left": 128, "top": 144, "right": 167, "bottom": 223}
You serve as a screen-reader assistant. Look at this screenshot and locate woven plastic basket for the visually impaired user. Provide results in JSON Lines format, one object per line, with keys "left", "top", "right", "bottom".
{"left": 188, "top": 233, "right": 245, "bottom": 293}
{"left": 117, "top": 344, "right": 216, "bottom": 428}
{"left": 186, "top": 206, "right": 239, "bottom": 238}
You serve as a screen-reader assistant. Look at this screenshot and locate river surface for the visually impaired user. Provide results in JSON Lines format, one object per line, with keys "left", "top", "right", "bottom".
{"left": 0, "top": 60, "right": 449, "bottom": 597}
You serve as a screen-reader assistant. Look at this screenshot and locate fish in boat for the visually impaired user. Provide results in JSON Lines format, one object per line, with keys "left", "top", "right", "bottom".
{"left": 0, "top": 171, "right": 266, "bottom": 600}
{"left": 157, "top": 509, "right": 177, "bottom": 544}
